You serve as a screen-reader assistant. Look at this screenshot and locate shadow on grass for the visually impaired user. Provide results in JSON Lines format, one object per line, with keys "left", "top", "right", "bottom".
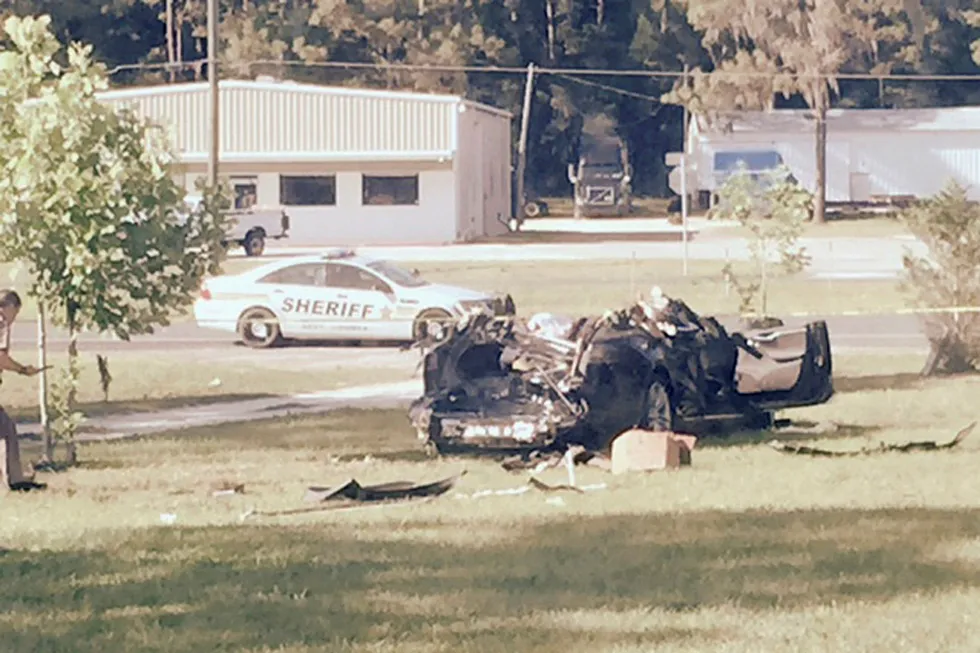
{"left": 73, "top": 407, "right": 429, "bottom": 463}
{"left": 11, "top": 393, "right": 276, "bottom": 426}
{"left": 699, "top": 421, "right": 884, "bottom": 449}
{"left": 1, "top": 506, "right": 979, "bottom": 652}
{"left": 835, "top": 370, "right": 980, "bottom": 395}
{"left": 835, "top": 372, "right": 926, "bottom": 394}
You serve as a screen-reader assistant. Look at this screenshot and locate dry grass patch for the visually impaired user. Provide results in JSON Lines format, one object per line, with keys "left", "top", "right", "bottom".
{"left": 2, "top": 353, "right": 980, "bottom": 651}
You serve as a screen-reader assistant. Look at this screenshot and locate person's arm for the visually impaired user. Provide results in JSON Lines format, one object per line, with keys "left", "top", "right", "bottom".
{"left": 0, "top": 320, "right": 39, "bottom": 376}
{"left": 0, "top": 349, "right": 34, "bottom": 375}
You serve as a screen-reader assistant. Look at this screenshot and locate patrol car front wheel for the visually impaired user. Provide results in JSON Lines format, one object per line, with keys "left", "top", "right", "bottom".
{"left": 238, "top": 307, "right": 282, "bottom": 349}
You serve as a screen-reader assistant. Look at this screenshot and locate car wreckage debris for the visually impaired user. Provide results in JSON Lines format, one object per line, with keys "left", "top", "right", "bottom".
{"left": 409, "top": 288, "right": 835, "bottom": 455}
{"left": 240, "top": 472, "right": 465, "bottom": 519}
{"left": 769, "top": 422, "right": 976, "bottom": 457}
{"left": 303, "top": 472, "right": 463, "bottom": 503}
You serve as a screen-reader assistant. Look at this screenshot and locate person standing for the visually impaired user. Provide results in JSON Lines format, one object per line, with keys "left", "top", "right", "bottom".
{"left": 0, "top": 290, "right": 45, "bottom": 491}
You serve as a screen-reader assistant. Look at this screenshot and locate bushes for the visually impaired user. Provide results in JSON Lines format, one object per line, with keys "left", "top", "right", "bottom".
{"left": 900, "top": 181, "right": 980, "bottom": 375}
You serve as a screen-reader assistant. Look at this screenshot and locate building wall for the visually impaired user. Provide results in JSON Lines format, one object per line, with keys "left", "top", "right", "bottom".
{"left": 848, "top": 132, "right": 980, "bottom": 201}
{"left": 693, "top": 126, "right": 980, "bottom": 203}
{"left": 454, "top": 104, "right": 513, "bottom": 241}
{"left": 180, "top": 160, "right": 457, "bottom": 246}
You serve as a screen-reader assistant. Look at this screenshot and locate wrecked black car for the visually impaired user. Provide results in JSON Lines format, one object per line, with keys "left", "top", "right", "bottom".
{"left": 408, "top": 291, "right": 834, "bottom": 454}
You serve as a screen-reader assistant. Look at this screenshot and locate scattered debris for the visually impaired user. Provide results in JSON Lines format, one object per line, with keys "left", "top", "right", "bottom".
{"left": 456, "top": 478, "right": 606, "bottom": 500}
{"left": 303, "top": 472, "right": 463, "bottom": 504}
{"left": 610, "top": 430, "right": 697, "bottom": 474}
{"left": 241, "top": 472, "right": 464, "bottom": 519}
{"left": 212, "top": 482, "right": 246, "bottom": 497}
{"left": 770, "top": 422, "right": 976, "bottom": 457}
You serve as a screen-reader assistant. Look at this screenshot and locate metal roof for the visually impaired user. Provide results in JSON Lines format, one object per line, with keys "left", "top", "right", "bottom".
{"left": 695, "top": 106, "right": 980, "bottom": 134}
{"left": 96, "top": 79, "right": 511, "bottom": 163}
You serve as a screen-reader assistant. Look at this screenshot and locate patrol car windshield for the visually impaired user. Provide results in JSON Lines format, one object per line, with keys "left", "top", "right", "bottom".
{"left": 366, "top": 260, "right": 429, "bottom": 288}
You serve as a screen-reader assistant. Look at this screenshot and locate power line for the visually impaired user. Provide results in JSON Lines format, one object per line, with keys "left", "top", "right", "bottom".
{"left": 551, "top": 73, "right": 665, "bottom": 103}
{"left": 106, "top": 57, "right": 980, "bottom": 82}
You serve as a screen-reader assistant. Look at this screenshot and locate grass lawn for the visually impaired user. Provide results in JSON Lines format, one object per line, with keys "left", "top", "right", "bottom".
{"left": 2, "top": 352, "right": 979, "bottom": 652}
{"left": 0, "top": 257, "right": 262, "bottom": 323}
{"left": 4, "top": 257, "right": 909, "bottom": 330}
{"left": 1, "top": 349, "right": 416, "bottom": 424}
{"left": 410, "top": 259, "right": 908, "bottom": 317}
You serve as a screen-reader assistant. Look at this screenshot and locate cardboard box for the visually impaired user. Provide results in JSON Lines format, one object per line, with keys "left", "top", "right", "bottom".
{"left": 610, "top": 429, "right": 698, "bottom": 474}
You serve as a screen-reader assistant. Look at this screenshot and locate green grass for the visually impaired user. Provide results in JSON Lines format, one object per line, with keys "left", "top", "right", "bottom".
{"left": 1, "top": 349, "right": 416, "bottom": 423}
{"left": 410, "top": 259, "right": 907, "bottom": 317}
{"left": 3, "top": 352, "right": 980, "bottom": 652}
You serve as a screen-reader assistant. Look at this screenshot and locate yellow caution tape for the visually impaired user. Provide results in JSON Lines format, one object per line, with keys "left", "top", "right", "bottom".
{"left": 741, "top": 306, "right": 980, "bottom": 319}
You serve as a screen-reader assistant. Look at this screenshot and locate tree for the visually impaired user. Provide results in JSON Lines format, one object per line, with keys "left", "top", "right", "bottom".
{"left": 0, "top": 14, "right": 229, "bottom": 464}
{"left": 671, "top": 0, "right": 924, "bottom": 222}
{"left": 899, "top": 180, "right": 980, "bottom": 376}
{"left": 709, "top": 164, "right": 812, "bottom": 324}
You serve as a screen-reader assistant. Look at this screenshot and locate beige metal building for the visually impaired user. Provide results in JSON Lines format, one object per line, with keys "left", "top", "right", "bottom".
{"left": 97, "top": 79, "right": 514, "bottom": 246}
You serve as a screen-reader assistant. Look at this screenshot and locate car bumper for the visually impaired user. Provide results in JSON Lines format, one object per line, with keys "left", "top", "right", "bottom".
{"left": 193, "top": 300, "right": 240, "bottom": 334}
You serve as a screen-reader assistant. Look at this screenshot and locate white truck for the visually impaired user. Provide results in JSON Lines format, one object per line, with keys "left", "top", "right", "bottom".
{"left": 224, "top": 205, "right": 291, "bottom": 256}
{"left": 184, "top": 195, "right": 291, "bottom": 257}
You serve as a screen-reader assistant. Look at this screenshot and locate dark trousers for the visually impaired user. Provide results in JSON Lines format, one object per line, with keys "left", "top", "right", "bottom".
{"left": 0, "top": 407, "right": 26, "bottom": 488}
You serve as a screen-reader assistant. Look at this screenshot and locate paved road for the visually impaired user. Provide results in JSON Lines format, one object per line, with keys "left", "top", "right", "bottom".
{"left": 12, "top": 312, "right": 929, "bottom": 353}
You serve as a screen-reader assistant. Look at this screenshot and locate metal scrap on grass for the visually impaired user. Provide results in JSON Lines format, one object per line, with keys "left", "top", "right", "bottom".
{"left": 769, "top": 422, "right": 976, "bottom": 457}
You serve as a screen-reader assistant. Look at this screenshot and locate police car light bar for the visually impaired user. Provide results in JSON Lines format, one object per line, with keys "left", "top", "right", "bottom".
{"left": 321, "top": 248, "right": 357, "bottom": 260}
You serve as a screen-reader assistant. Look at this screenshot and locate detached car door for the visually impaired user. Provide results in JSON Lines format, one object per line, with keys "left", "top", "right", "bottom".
{"left": 322, "top": 262, "right": 401, "bottom": 340}
{"left": 255, "top": 262, "right": 337, "bottom": 338}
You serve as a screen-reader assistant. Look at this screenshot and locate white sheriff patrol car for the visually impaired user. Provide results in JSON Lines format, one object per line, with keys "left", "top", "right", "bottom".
{"left": 193, "top": 249, "right": 502, "bottom": 348}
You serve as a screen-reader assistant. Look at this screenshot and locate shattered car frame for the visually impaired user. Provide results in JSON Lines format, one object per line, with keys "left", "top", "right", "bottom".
{"left": 408, "top": 294, "right": 834, "bottom": 454}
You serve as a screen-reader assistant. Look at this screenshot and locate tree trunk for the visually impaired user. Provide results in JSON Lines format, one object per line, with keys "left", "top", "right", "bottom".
{"left": 176, "top": 5, "right": 184, "bottom": 78}
{"left": 545, "top": 0, "right": 556, "bottom": 61}
{"left": 813, "top": 104, "right": 827, "bottom": 224}
{"left": 597, "top": 0, "right": 604, "bottom": 25}
{"left": 65, "top": 307, "right": 79, "bottom": 467}
{"left": 37, "top": 303, "right": 53, "bottom": 464}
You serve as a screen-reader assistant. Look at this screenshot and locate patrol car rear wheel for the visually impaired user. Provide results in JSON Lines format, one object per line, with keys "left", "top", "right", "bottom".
{"left": 238, "top": 307, "right": 282, "bottom": 348}
{"left": 413, "top": 308, "right": 453, "bottom": 342}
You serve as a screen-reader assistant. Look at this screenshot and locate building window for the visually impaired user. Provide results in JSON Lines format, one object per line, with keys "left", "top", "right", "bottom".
{"left": 713, "top": 150, "right": 785, "bottom": 185}
{"left": 280, "top": 175, "right": 337, "bottom": 206}
{"left": 232, "top": 178, "right": 258, "bottom": 209}
{"left": 362, "top": 174, "right": 419, "bottom": 206}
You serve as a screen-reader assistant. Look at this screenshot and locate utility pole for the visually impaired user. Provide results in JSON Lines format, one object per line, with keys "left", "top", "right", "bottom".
{"left": 515, "top": 63, "right": 535, "bottom": 228}
{"left": 207, "top": 0, "right": 220, "bottom": 188}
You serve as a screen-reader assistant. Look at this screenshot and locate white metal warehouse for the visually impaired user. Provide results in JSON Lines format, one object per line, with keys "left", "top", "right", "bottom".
{"left": 670, "top": 107, "right": 980, "bottom": 206}
{"left": 97, "top": 79, "right": 513, "bottom": 246}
